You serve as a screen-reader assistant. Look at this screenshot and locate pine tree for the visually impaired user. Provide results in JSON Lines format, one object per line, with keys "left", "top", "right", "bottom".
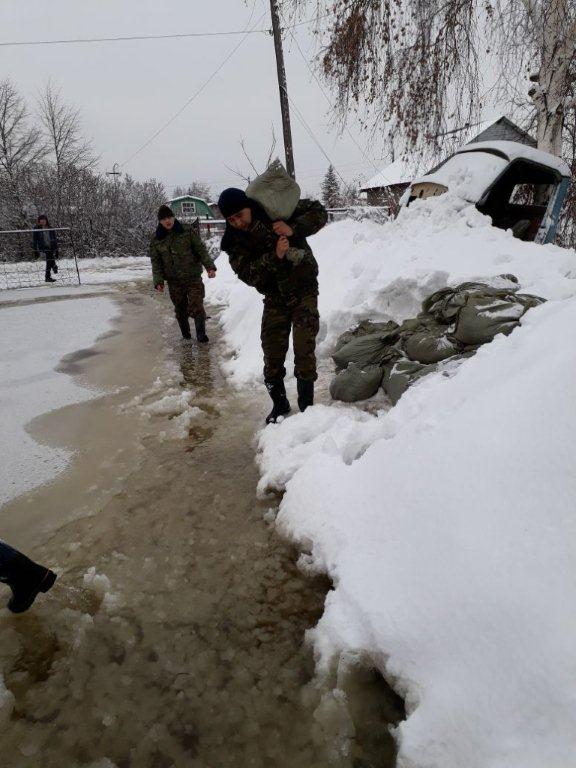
{"left": 321, "top": 165, "right": 341, "bottom": 208}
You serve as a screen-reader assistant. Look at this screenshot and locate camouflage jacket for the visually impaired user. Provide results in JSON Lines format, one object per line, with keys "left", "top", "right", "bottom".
{"left": 149, "top": 220, "right": 216, "bottom": 286}
{"left": 220, "top": 199, "right": 327, "bottom": 304}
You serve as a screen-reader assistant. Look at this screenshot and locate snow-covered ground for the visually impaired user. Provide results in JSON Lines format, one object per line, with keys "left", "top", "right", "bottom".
{"left": 211, "top": 197, "right": 576, "bottom": 767}
{"left": 0, "top": 255, "right": 150, "bottom": 295}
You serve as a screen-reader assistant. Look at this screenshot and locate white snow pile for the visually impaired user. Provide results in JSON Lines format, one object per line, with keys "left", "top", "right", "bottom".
{"left": 215, "top": 195, "right": 576, "bottom": 767}
{"left": 122, "top": 374, "right": 204, "bottom": 442}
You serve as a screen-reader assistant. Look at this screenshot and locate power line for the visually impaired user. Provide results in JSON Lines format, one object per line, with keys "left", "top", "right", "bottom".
{"left": 285, "top": 93, "right": 348, "bottom": 186}
{"left": 120, "top": 10, "right": 268, "bottom": 169}
{"left": 0, "top": 14, "right": 329, "bottom": 48}
{"left": 280, "top": 8, "right": 393, "bottom": 186}
{"left": 0, "top": 30, "right": 266, "bottom": 47}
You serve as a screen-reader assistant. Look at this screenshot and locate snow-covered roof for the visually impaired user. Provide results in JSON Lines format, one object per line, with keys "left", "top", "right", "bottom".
{"left": 409, "top": 140, "right": 571, "bottom": 204}
{"left": 167, "top": 195, "right": 209, "bottom": 204}
{"left": 361, "top": 117, "right": 543, "bottom": 192}
{"left": 361, "top": 157, "right": 422, "bottom": 190}
{"left": 456, "top": 141, "right": 571, "bottom": 177}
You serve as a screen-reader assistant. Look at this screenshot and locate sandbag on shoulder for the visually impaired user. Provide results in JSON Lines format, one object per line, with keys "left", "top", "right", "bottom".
{"left": 246, "top": 159, "right": 301, "bottom": 220}
{"left": 332, "top": 329, "right": 400, "bottom": 370}
{"left": 330, "top": 363, "right": 384, "bottom": 403}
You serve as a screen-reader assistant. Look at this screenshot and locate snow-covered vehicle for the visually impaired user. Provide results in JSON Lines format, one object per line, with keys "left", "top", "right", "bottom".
{"left": 404, "top": 141, "right": 571, "bottom": 244}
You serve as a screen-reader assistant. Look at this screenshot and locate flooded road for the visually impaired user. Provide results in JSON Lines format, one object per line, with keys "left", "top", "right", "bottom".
{"left": 0, "top": 284, "right": 402, "bottom": 768}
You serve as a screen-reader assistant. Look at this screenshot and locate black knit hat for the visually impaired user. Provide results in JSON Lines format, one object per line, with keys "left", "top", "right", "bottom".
{"left": 157, "top": 205, "right": 174, "bottom": 221}
{"left": 218, "top": 188, "right": 249, "bottom": 219}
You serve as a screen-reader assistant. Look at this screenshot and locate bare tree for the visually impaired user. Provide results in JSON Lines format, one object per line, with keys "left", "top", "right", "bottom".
{"left": 0, "top": 80, "right": 46, "bottom": 226}
{"left": 225, "top": 127, "right": 278, "bottom": 184}
{"left": 172, "top": 181, "right": 213, "bottom": 200}
{"left": 284, "top": 0, "right": 576, "bottom": 158}
{"left": 37, "top": 81, "right": 95, "bottom": 219}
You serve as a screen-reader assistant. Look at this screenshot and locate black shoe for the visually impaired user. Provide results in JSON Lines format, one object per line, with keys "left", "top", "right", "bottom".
{"left": 265, "top": 380, "right": 291, "bottom": 424}
{"left": 194, "top": 317, "right": 209, "bottom": 344}
{"left": 177, "top": 317, "right": 192, "bottom": 340}
{"left": 45, "top": 277, "right": 56, "bottom": 283}
{"left": 6, "top": 555, "right": 57, "bottom": 614}
{"left": 297, "top": 379, "right": 314, "bottom": 412}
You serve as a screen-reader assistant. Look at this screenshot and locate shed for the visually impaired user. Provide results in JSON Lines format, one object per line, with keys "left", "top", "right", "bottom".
{"left": 166, "top": 195, "right": 215, "bottom": 221}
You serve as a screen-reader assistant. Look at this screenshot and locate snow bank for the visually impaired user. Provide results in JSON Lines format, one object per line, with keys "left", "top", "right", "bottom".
{"left": 0, "top": 297, "right": 119, "bottom": 506}
{"left": 259, "top": 297, "right": 576, "bottom": 767}
{"left": 240, "top": 198, "right": 576, "bottom": 766}
{"left": 207, "top": 195, "right": 576, "bottom": 386}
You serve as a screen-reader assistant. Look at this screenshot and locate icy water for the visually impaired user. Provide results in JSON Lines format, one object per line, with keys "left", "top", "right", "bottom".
{"left": 0, "top": 284, "right": 403, "bottom": 768}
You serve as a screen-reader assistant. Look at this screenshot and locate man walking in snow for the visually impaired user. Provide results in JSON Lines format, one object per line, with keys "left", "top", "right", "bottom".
{"left": 218, "top": 188, "right": 327, "bottom": 424}
{"left": 149, "top": 205, "right": 217, "bottom": 342}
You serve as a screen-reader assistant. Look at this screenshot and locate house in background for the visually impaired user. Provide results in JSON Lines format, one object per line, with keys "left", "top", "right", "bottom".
{"left": 166, "top": 195, "right": 215, "bottom": 221}
{"left": 361, "top": 116, "right": 537, "bottom": 210}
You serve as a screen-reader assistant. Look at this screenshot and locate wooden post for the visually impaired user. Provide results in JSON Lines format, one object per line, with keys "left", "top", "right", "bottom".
{"left": 269, "top": 0, "right": 296, "bottom": 178}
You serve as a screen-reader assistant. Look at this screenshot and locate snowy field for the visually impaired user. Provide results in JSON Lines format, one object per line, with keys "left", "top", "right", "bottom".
{"left": 209, "top": 197, "right": 576, "bottom": 767}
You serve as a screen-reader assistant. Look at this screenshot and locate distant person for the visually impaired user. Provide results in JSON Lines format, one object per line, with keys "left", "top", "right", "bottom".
{"left": 0, "top": 541, "right": 57, "bottom": 614}
{"left": 219, "top": 188, "right": 327, "bottom": 424}
{"left": 149, "top": 205, "right": 217, "bottom": 342}
{"left": 33, "top": 215, "right": 59, "bottom": 283}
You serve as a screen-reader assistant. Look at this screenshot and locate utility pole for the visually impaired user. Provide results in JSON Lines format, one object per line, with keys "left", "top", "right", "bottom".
{"left": 269, "top": 0, "right": 296, "bottom": 179}
{"left": 106, "top": 162, "right": 122, "bottom": 181}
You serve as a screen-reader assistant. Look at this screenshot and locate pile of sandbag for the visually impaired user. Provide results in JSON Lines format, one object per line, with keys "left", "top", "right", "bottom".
{"left": 330, "top": 277, "right": 545, "bottom": 405}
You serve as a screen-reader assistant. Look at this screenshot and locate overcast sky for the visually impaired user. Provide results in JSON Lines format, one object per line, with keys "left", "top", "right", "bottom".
{"left": 0, "top": 0, "right": 402, "bottom": 198}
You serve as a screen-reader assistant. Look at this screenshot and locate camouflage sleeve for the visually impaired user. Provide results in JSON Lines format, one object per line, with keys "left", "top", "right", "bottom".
{"left": 149, "top": 239, "right": 165, "bottom": 286}
{"left": 190, "top": 229, "right": 216, "bottom": 272}
{"left": 224, "top": 240, "right": 281, "bottom": 295}
{"left": 288, "top": 199, "right": 328, "bottom": 238}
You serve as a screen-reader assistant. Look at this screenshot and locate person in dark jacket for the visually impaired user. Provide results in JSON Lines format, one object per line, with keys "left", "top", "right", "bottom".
{"left": 149, "top": 205, "right": 217, "bottom": 342}
{"left": 32, "top": 215, "right": 59, "bottom": 283}
{"left": 218, "top": 188, "right": 327, "bottom": 424}
{"left": 0, "top": 540, "right": 57, "bottom": 614}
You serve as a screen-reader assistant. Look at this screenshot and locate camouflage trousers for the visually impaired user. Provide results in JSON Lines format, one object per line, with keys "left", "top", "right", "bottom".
{"left": 168, "top": 280, "right": 206, "bottom": 323}
{"left": 261, "top": 293, "right": 320, "bottom": 383}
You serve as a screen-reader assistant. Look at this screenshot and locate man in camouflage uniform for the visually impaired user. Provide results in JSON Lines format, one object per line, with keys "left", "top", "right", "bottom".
{"left": 218, "top": 188, "right": 327, "bottom": 423}
{"left": 149, "top": 205, "right": 217, "bottom": 342}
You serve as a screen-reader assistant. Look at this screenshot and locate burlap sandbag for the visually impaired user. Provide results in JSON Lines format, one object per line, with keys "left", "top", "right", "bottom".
{"left": 404, "top": 327, "right": 460, "bottom": 364}
{"left": 246, "top": 159, "right": 301, "bottom": 220}
{"left": 332, "top": 330, "right": 400, "bottom": 370}
{"left": 334, "top": 319, "right": 399, "bottom": 355}
{"left": 330, "top": 363, "right": 384, "bottom": 403}
{"left": 453, "top": 296, "right": 527, "bottom": 345}
{"left": 381, "top": 359, "right": 439, "bottom": 405}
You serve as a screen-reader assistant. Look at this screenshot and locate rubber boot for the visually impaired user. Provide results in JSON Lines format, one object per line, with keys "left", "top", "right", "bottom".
{"left": 177, "top": 316, "right": 192, "bottom": 340}
{"left": 194, "top": 317, "right": 209, "bottom": 344}
{"left": 297, "top": 378, "right": 314, "bottom": 413}
{"left": 265, "top": 380, "right": 291, "bottom": 424}
{"left": 2, "top": 553, "right": 57, "bottom": 614}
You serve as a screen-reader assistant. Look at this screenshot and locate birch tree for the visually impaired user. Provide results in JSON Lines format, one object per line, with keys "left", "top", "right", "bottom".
{"left": 285, "top": 0, "right": 576, "bottom": 158}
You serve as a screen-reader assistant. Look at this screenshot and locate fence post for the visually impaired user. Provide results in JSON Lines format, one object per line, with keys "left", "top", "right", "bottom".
{"left": 69, "top": 228, "right": 82, "bottom": 286}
